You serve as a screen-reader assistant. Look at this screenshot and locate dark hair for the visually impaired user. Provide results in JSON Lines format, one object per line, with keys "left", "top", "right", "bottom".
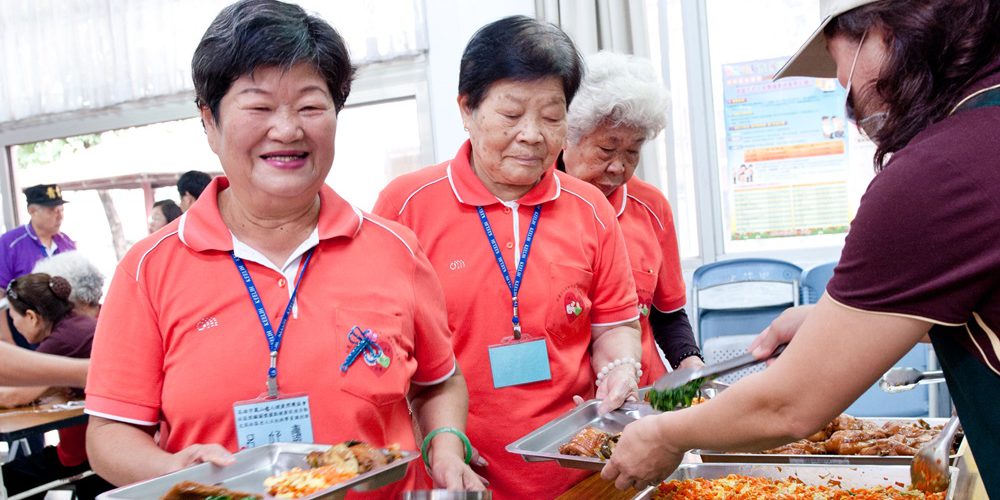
{"left": 153, "top": 199, "right": 183, "bottom": 224}
{"left": 459, "top": 15, "right": 583, "bottom": 110}
{"left": 192, "top": 0, "right": 355, "bottom": 124}
{"left": 826, "top": 0, "right": 1000, "bottom": 170}
{"left": 176, "top": 170, "right": 212, "bottom": 199}
{"left": 6, "top": 274, "right": 74, "bottom": 325}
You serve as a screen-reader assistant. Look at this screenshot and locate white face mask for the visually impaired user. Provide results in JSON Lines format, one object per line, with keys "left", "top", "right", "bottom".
{"left": 843, "top": 28, "right": 889, "bottom": 145}
{"left": 843, "top": 29, "right": 868, "bottom": 117}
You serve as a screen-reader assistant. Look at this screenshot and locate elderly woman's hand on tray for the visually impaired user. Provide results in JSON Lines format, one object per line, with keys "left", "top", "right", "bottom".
{"left": 166, "top": 443, "right": 235, "bottom": 472}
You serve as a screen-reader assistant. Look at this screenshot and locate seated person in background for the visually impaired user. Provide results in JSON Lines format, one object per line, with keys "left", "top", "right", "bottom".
{"left": 32, "top": 250, "right": 105, "bottom": 318}
{"left": 176, "top": 170, "right": 212, "bottom": 212}
{"left": 148, "top": 199, "right": 183, "bottom": 233}
{"left": 0, "top": 274, "right": 113, "bottom": 499}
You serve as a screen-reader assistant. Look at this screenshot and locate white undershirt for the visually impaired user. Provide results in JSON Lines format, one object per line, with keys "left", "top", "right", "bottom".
{"left": 230, "top": 228, "right": 319, "bottom": 318}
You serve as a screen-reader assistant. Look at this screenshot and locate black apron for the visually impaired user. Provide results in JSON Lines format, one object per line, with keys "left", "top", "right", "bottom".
{"left": 929, "top": 84, "right": 1000, "bottom": 498}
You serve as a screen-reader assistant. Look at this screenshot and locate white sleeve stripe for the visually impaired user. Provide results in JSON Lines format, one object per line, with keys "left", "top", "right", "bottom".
{"left": 84, "top": 408, "right": 159, "bottom": 427}
{"left": 560, "top": 188, "right": 607, "bottom": 230}
{"left": 135, "top": 231, "right": 180, "bottom": 280}
{"left": 361, "top": 216, "right": 415, "bottom": 257}
{"left": 398, "top": 175, "right": 448, "bottom": 216}
{"left": 627, "top": 194, "right": 665, "bottom": 231}
{"left": 592, "top": 313, "right": 641, "bottom": 327}
{"left": 410, "top": 357, "right": 457, "bottom": 386}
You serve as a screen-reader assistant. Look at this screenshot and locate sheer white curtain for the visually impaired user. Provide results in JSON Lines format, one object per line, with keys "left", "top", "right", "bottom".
{"left": 0, "top": 0, "right": 427, "bottom": 124}
{"left": 536, "top": 0, "right": 650, "bottom": 56}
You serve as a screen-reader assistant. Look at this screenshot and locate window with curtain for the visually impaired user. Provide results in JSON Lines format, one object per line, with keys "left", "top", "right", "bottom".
{"left": 0, "top": 0, "right": 427, "bottom": 124}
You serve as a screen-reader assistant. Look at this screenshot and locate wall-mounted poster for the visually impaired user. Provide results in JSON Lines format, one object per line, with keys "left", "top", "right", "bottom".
{"left": 721, "top": 57, "right": 850, "bottom": 240}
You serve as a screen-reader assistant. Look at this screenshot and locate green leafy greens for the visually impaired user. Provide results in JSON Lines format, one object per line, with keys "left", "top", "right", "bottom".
{"left": 646, "top": 377, "right": 707, "bottom": 412}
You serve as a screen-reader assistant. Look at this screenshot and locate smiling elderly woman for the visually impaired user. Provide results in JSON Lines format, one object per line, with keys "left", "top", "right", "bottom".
{"left": 84, "top": 0, "right": 482, "bottom": 495}
{"left": 562, "top": 52, "right": 704, "bottom": 385}
{"left": 374, "top": 16, "right": 642, "bottom": 499}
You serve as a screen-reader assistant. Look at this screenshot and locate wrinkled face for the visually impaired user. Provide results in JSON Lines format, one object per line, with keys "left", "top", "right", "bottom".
{"left": 28, "top": 204, "right": 64, "bottom": 235}
{"left": 828, "top": 29, "right": 889, "bottom": 121}
{"left": 9, "top": 307, "right": 46, "bottom": 343}
{"left": 148, "top": 206, "right": 167, "bottom": 233}
{"left": 563, "top": 123, "right": 646, "bottom": 197}
{"left": 460, "top": 77, "right": 567, "bottom": 197}
{"left": 201, "top": 63, "right": 337, "bottom": 205}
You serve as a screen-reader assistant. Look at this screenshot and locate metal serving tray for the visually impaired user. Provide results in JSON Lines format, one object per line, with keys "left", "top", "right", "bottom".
{"left": 505, "top": 399, "right": 657, "bottom": 471}
{"left": 631, "top": 463, "right": 961, "bottom": 499}
{"left": 693, "top": 417, "right": 964, "bottom": 466}
{"left": 97, "top": 443, "right": 417, "bottom": 500}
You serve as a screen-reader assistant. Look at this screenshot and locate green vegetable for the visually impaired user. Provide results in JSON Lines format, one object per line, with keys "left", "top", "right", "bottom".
{"left": 646, "top": 378, "right": 706, "bottom": 412}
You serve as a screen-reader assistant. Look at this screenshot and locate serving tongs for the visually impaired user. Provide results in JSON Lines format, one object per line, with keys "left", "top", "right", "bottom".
{"left": 911, "top": 414, "right": 961, "bottom": 493}
{"left": 879, "top": 367, "right": 945, "bottom": 393}
{"left": 651, "top": 343, "right": 787, "bottom": 392}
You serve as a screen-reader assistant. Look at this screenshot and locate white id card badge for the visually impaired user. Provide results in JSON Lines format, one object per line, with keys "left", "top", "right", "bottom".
{"left": 488, "top": 336, "right": 552, "bottom": 389}
{"left": 233, "top": 393, "right": 314, "bottom": 449}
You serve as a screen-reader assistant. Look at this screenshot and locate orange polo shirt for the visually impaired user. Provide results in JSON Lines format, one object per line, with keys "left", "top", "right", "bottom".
{"left": 607, "top": 178, "right": 687, "bottom": 385}
{"left": 373, "top": 141, "right": 639, "bottom": 499}
{"left": 86, "top": 177, "right": 455, "bottom": 497}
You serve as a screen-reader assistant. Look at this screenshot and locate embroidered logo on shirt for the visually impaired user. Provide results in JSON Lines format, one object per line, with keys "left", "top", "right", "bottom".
{"left": 565, "top": 294, "right": 584, "bottom": 319}
{"left": 196, "top": 316, "right": 219, "bottom": 331}
{"left": 448, "top": 259, "right": 466, "bottom": 271}
{"left": 638, "top": 302, "right": 651, "bottom": 317}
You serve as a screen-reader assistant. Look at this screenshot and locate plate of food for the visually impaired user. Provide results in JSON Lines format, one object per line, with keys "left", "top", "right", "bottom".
{"left": 693, "top": 414, "right": 965, "bottom": 465}
{"left": 97, "top": 441, "right": 417, "bottom": 499}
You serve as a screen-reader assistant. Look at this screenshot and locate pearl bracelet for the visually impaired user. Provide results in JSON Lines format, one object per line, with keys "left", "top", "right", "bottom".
{"left": 595, "top": 357, "right": 642, "bottom": 387}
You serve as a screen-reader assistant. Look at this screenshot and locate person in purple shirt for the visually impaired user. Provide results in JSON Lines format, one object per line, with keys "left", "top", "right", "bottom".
{"left": 0, "top": 183, "right": 76, "bottom": 349}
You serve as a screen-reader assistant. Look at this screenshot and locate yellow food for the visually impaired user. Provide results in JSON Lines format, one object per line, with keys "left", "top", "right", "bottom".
{"left": 651, "top": 474, "right": 946, "bottom": 499}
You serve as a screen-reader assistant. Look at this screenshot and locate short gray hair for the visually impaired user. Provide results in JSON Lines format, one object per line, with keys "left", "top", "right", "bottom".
{"left": 32, "top": 251, "right": 104, "bottom": 307}
{"left": 567, "top": 51, "right": 670, "bottom": 145}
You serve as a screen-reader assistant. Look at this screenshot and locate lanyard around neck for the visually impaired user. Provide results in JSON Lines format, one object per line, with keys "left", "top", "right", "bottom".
{"left": 231, "top": 249, "right": 314, "bottom": 398}
{"left": 476, "top": 204, "right": 542, "bottom": 340}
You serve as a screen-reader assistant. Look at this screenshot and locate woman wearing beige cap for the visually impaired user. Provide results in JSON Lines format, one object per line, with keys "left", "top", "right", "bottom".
{"left": 602, "top": 0, "right": 1000, "bottom": 495}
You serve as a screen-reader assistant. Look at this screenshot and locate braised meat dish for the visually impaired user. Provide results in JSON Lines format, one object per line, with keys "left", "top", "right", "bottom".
{"left": 763, "top": 414, "right": 960, "bottom": 456}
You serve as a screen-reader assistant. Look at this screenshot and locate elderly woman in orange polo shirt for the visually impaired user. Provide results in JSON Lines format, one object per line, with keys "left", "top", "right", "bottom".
{"left": 561, "top": 52, "right": 705, "bottom": 385}
{"left": 84, "top": 0, "right": 483, "bottom": 496}
{"left": 374, "top": 16, "right": 642, "bottom": 499}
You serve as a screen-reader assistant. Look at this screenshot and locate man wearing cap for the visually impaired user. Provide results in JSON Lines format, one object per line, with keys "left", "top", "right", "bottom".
{"left": 601, "top": 0, "right": 1000, "bottom": 496}
{"left": 0, "top": 184, "right": 76, "bottom": 348}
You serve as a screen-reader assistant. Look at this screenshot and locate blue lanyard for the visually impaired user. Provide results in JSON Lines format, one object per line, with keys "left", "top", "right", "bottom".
{"left": 476, "top": 204, "right": 541, "bottom": 340}
{"left": 231, "top": 249, "right": 314, "bottom": 398}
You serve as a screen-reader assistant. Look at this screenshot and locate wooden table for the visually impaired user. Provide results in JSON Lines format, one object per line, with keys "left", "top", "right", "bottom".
{"left": 556, "top": 473, "right": 641, "bottom": 500}
{"left": 0, "top": 400, "right": 87, "bottom": 442}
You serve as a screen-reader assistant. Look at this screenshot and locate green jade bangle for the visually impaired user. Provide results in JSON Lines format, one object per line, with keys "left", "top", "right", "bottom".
{"left": 421, "top": 426, "right": 473, "bottom": 465}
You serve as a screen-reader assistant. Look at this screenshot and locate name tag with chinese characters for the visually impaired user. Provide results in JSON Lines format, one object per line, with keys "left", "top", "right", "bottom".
{"left": 488, "top": 336, "right": 552, "bottom": 389}
{"left": 233, "top": 394, "right": 314, "bottom": 448}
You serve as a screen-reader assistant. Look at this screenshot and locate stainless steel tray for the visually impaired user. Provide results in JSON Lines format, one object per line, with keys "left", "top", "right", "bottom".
{"left": 631, "top": 463, "right": 961, "bottom": 499}
{"left": 693, "top": 417, "right": 964, "bottom": 466}
{"left": 505, "top": 399, "right": 657, "bottom": 471}
{"left": 97, "top": 443, "right": 417, "bottom": 499}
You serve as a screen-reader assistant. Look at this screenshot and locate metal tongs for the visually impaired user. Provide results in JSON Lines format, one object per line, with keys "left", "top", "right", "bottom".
{"left": 879, "top": 367, "right": 945, "bottom": 393}
{"left": 651, "top": 343, "right": 788, "bottom": 392}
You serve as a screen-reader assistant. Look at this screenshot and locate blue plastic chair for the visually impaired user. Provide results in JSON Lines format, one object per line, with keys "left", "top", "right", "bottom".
{"left": 800, "top": 261, "right": 837, "bottom": 304}
{"left": 846, "top": 344, "right": 931, "bottom": 417}
{"left": 692, "top": 258, "right": 802, "bottom": 345}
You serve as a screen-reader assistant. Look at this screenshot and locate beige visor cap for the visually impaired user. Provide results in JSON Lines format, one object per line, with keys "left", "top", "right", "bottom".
{"left": 773, "top": 0, "right": 882, "bottom": 80}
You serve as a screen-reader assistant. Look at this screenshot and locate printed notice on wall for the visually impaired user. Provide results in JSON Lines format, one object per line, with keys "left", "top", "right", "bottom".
{"left": 721, "top": 57, "right": 851, "bottom": 240}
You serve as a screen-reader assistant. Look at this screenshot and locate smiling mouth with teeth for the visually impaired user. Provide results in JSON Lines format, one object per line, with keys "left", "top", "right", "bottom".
{"left": 262, "top": 153, "right": 309, "bottom": 161}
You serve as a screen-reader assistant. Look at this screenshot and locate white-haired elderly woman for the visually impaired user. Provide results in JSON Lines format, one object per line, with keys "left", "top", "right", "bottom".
{"left": 562, "top": 51, "right": 703, "bottom": 385}
{"left": 33, "top": 251, "right": 104, "bottom": 319}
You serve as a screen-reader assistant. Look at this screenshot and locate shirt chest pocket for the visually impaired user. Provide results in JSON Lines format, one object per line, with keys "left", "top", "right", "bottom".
{"left": 544, "top": 262, "right": 594, "bottom": 342}
{"left": 333, "top": 308, "right": 410, "bottom": 407}
{"left": 632, "top": 268, "right": 657, "bottom": 318}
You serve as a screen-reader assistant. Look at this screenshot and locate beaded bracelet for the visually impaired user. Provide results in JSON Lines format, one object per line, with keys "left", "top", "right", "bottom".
{"left": 421, "top": 426, "right": 473, "bottom": 465}
{"left": 671, "top": 350, "right": 704, "bottom": 370}
{"left": 595, "top": 357, "right": 643, "bottom": 387}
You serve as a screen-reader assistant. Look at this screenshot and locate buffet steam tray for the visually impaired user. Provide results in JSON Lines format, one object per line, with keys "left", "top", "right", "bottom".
{"left": 505, "top": 398, "right": 657, "bottom": 471}
{"left": 631, "top": 463, "right": 961, "bottom": 499}
{"left": 97, "top": 443, "right": 418, "bottom": 499}
{"left": 693, "top": 417, "right": 964, "bottom": 466}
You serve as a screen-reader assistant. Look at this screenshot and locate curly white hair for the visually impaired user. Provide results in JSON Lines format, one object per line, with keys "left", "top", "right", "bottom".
{"left": 566, "top": 51, "right": 670, "bottom": 145}
{"left": 32, "top": 251, "right": 104, "bottom": 307}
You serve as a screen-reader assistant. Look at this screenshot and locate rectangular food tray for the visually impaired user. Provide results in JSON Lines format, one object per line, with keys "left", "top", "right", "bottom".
{"left": 631, "top": 463, "right": 961, "bottom": 499}
{"left": 97, "top": 443, "right": 417, "bottom": 499}
{"left": 506, "top": 398, "right": 656, "bottom": 471}
{"left": 693, "top": 417, "right": 964, "bottom": 466}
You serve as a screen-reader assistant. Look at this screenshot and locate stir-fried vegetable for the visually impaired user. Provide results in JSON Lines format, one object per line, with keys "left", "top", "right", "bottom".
{"left": 646, "top": 378, "right": 707, "bottom": 412}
